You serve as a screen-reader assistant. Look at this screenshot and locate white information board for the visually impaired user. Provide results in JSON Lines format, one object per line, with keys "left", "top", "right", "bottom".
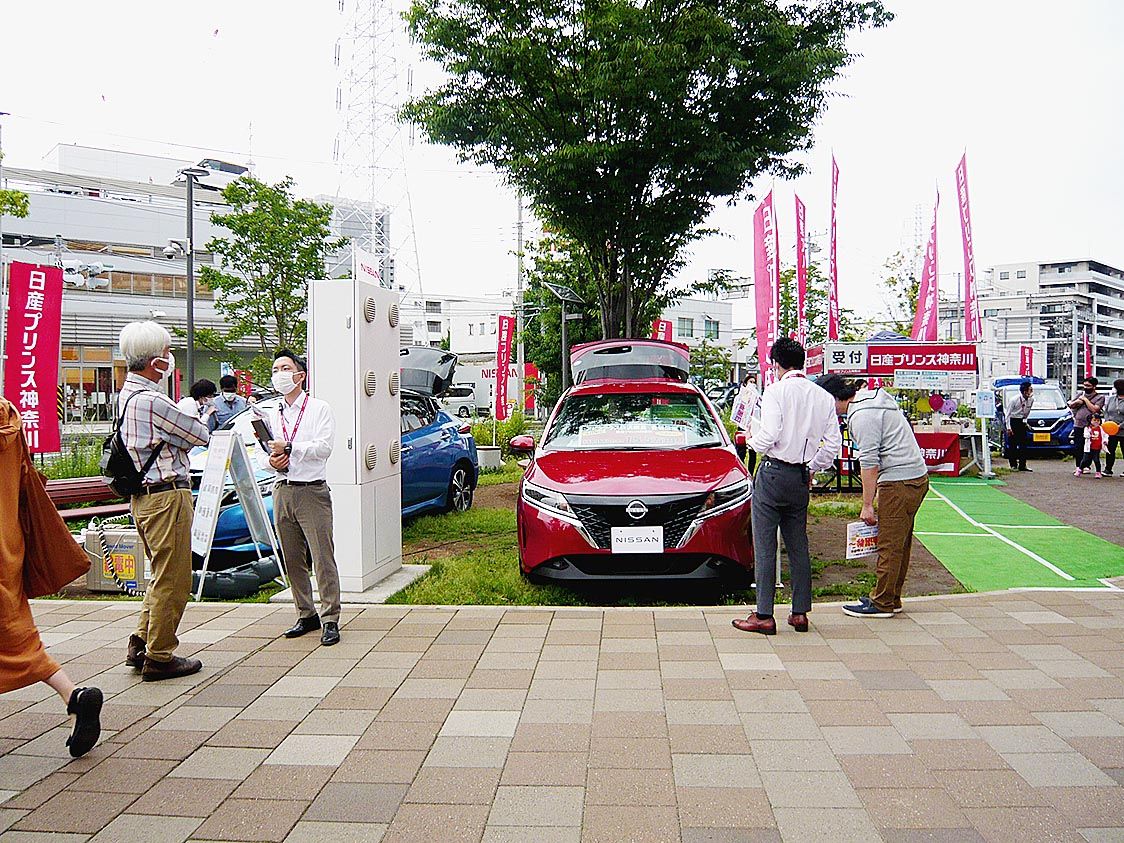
{"left": 824, "top": 343, "right": 869, "bottom": 374}
{"left": 846, "top": 521, "right": 879, "bottom": 560}
{"left": 975, "top": 389, "right": 996, "bottom": 419}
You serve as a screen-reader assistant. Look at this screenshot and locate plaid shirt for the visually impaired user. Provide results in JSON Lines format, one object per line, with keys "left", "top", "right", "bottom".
{"left": 118, "top": 373, "right": 210, "bottom": 485}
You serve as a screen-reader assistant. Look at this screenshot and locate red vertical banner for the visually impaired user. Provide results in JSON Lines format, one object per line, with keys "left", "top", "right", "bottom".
{"left": 650, "top": 319, "right": 673, "bottom": 342}
{"left": 956, "top": 153, "right": 983, "bottom": 342}
{"left": 235, "top": 369, "right": 253, "bottom": 398}
{"left": 523, "top": 362, "right": 539, "bottom": 413}
{"left": 1083, "top": 329, "right": 1092, "bottom": 379}
{"left": 753, "top": 193, "right": 780, "bottom": 388}
{"left": 494, "top": 315, "right": 515, "bottom": 421}
{"left": 3, "top": 262, "right": 64, "bottom": 453}
{"left": 911, "top": 192, "right": 940, "bottom": 342}
{"left": 795, "top": 194, "right": 807, "bottom": 346}
{"left": 828, "top": 157, "right": 840, "bottom": 341}
{"left": 1019, "top": 345, "right": 1034, "bottom": 377}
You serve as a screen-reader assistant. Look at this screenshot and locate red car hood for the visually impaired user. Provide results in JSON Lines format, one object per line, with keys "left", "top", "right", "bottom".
{"left": 528, "top": 448, "right": 746, "bottom": 497}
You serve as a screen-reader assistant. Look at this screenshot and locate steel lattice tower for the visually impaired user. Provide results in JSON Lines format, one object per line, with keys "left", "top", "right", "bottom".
{"left": 333, "top": 0, "right": 419, "bottom": 293}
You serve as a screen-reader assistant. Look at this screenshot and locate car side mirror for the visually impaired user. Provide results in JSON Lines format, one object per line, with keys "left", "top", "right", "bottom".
{"left": 509, "top": 435, "right": 535, "bottom": 454}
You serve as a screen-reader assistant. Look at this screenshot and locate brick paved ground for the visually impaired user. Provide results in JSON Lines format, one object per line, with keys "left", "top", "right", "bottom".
{"left": 1, "top": 591, "right": 1122, "bottom": 842}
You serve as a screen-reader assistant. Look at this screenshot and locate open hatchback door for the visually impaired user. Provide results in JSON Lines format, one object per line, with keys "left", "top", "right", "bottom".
{"left": 569, "top": 339, "right": 691, "bottom": 385}
{"left": 400, "top": 346, "right": 458, "bottom": 396}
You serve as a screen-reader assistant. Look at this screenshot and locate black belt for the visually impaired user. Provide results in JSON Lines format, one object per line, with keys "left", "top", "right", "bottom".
{"left": 136, "top": 480, "right": 190, "bottom": 496}
{"left": 762, "top": 457, "right": 806, "bottom": 471}
{"left": 278, "top": 479, "right": 325, "bottom": 487}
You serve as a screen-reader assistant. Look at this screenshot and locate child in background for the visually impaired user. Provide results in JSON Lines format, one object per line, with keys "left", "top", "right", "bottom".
{"left": 1076, "top": 414, "right": 1106, "bottom": 478}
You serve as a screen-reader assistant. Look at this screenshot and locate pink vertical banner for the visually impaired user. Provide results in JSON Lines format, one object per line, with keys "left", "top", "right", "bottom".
{"left": 828, "top": 157, "right": 840, "bottom": 341}
{"left": 1084, "top": 329, "right": 1092, "bottom": 379}
{"left": 651, "top": 319, "right": 673, "bottom": 342}
{"left": 956, "top": 153, "right": 982, "bottom": 342}
{"left": 3, "top": 262, "right": 64, "bottom": 454}
{"left": 494, "top": 315, "right": 515, "bottom": 421}
{"left": 1019, "top": 345, "right": 1034, "bottom": 377}
{"left": 911, "top": 192, "right": 940, "bottom": 342}
{"left": 753, "top": 192, "right": 780, "bottom": 387}
{"left": 795, "top": 194, "right": 807, "bottom": 346}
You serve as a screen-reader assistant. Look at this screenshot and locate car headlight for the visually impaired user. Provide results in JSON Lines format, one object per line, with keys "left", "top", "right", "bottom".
{"left": 699, "top": 478, "right": 751, "bottom": 518}
{"left": 521, "top": 482, "right": 575, "bottom": 518}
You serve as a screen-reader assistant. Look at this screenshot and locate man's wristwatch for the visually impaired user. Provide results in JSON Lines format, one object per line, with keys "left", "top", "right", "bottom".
{"left": 284, "top": 443, "right": 293, "bottom": 456}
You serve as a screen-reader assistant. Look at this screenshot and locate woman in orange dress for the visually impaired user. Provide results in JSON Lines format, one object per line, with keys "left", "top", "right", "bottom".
{"left": 1, "top": 397, "right": 102, "bottom": 757}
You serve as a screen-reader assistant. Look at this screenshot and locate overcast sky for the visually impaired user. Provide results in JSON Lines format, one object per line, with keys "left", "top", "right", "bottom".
{"left": 4, "top": 0, "right": 1122, "bottom": 326}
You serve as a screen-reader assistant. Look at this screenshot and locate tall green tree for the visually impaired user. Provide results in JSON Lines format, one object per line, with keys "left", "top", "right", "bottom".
{"left": 404, "top": 0, "right": 890, "bottom": 339}
{"left": 0, "top": 148, "right": 29, "bottom": 218}
{"left": 198, "top": 176, "right": 346, "bottom": 379}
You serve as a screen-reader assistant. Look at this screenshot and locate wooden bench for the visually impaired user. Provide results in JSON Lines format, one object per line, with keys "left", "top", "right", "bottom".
{"left": 58, "top": 503, "right": 131, "bottom": 522}
{"left": 46, "top": 477, "right": 128, "bottom": 521}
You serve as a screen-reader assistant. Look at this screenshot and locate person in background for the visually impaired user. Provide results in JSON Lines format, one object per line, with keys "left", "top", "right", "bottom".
{"left": 1075, "top": 413, "right": 1105, "bottom": 478}
{"left": 213, "top": 375, "right": 249, "bottom": 429}
{"left": 732, "top": 338, "right": 841, "bottom": 636}
{"left": 1004, "top": 380, "right": 1034, "bottom": 472}
{"left": 1103, "top": 379, "right": 1124, "bottom": 476}
{"left": 1068, "top": 377, "right": 1104, "bottom": 460}
{"left": 1, "top": 397, "right": 103, "bottom": 757}
{"left": 176, "top": 379, "right": 218, "bottom": 433}
{"left": 731, "top": 373, "right": 761, "bottom": 473}
{"left": 117, "top": 321, "right": 209, "bottom": 681}
{"left": 817, "top": 375, "right": 929, "bottom": 618}
{"left": 264, "top": 350, "right": 342, "bottom": 647}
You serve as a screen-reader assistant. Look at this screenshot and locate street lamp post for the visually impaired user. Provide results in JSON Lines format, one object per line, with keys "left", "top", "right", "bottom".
{"left": 542, "top": 282, "right": 585, "bottom": 392}
{"left": 178, "top": 166, "right": 208, "bottom": 387}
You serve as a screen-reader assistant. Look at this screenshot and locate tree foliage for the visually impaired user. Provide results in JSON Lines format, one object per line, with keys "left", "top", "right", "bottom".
{"left": 691, "top": 340, "right": 732, "bottom": 386}
{"left": 198, "top": 176, "right": 345, "bottom": 379}
{"left": 878, "top": 246, "right": 922, "bottom": 337}
{"left": 405, "top": 0, "right": 890, "bottom": 339}
{"left": 0, "top": 189, "right": 29, "bottom": 218}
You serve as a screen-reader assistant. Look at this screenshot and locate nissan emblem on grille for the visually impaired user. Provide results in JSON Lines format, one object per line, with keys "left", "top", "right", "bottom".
{"left": 625, "top": 500, "right": 648, "bottom": 520}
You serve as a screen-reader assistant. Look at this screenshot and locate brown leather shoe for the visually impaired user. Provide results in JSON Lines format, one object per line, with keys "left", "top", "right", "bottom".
{"left": 732, "top": 615, "right": 777, "bottom": 635}
{"left": 142, "top": 655, "right": 203, "bottom": 682}
{"left": 125, "top": 634, "right": 146, "bottom": 669}
{"left": 787, "top": 613, "right": 809, "bottom": 632}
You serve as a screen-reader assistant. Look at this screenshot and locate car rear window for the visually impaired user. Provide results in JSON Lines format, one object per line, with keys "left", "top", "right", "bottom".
{"left": 545, "top": 393, "right": 723, "bottom": 450}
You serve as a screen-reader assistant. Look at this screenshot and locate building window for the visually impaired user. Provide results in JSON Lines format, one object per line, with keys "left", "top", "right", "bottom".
{"left": 468, "top": 324, "right": 474, "bottom": 336}
{"left": 479, "top": 322, "right": 485, "bottom": 335}
{"left": 1016, "top": 269, "right": 1027, "bottom": 279}
{"left": 491, "top": 321, "right": 497, "bottom": 334}
{"left": 704, "top": 319, "right": 719, "bottom": 339}
{"left": 427, "top": 321, "right": 442, "bottom": 333}
{"left": 677, "top": 317, "right": 694, "bottom": 338}
{"left": 425, "top": 301, "right": 442, "bottom": 314}
{"left": 999, "top": 271, "right": 1010, "bottom": 280}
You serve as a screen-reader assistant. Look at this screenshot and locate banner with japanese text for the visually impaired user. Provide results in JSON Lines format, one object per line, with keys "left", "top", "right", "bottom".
{"left": 828, "top": 156, "right": 840, "bottom": 341}
{"left": 753, "top": 193, "right": 780, "bottom": 387}
{"left": 795, "top": 194, "right": 807, "bottom": 346}
{"left": 866, "top": 342, "right": 977, "bottom": 375}
{"left": 1084, "top": 329, "right": 1092, "bottom": 378}
{"left": 651, "top": 319, "right": 673, "bottom": 342}
{"left": 911, "top": 193, "right": 940, "bottom": 342}
{"left": 494, "top": 315, "right": 515, "bottom": 421}
{"left": 915, "top": 431, "right": 961, "bottom": 477}
{"left": 956, "top": 154, "right": 983, "bottom": 342}
{"left": 3, "top": 262, "right": 64, "bottom": 453}
{"left": 1019, "top": 345, "right": 1034, "bottom": 377}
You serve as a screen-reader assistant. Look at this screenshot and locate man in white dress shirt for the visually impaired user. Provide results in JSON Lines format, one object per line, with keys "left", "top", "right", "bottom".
{"left": 733, "top": 338, "right": 842, "bottom": 635}
{"left": 265, "top": 349, "right": 342, "bottom": 646}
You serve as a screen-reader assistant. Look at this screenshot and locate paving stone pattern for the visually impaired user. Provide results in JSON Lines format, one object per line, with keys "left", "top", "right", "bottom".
{"left": 0, "top": 591, "right": 1122, "bottom": 842}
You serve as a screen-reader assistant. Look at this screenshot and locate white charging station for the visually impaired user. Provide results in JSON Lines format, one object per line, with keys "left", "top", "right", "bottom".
{"left": 308, "top": 277, "right": 403, "bottom": 592}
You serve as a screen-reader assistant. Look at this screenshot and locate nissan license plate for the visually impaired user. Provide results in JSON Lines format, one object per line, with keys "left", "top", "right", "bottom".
{"left": 611, "top": 526, "right": 664, "bottom": 554}
{"left": 1033, "top": 432, "right": 1051, "bottom": 443}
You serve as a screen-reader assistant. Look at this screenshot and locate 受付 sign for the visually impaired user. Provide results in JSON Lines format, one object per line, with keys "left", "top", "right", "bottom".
{"left": 3, "top": 262, "right": 64, "bottom": 453}
{"left": 823, "top": 343, "right": 868, "bottom": 374}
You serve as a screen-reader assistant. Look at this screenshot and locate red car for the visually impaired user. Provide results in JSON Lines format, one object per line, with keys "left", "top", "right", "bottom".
{"left": 517, "top": 339, "right": 753, "bottom": 583}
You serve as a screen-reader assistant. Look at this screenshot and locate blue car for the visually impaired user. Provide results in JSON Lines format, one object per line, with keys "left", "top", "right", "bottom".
{"left": 993, "top": 377, "right": 1074, "bottom": 457}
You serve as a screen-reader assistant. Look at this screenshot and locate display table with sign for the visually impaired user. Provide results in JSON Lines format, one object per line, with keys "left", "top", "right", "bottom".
{"left": 912, "top": 426, "right": 990, "bottom": 477}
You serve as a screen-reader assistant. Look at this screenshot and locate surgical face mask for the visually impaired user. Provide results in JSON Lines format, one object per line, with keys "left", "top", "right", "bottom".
{"left": 154, "top": 352, "right": 175, "bottom": 382}
{"left": 1085, "top": 384, "right": 1095, "bottom": 394}
{"left": 272, "top": 371, "right": 300, "bottom": 395}
{"left": 222, "top": 391, "right": 237, "bottom": 401}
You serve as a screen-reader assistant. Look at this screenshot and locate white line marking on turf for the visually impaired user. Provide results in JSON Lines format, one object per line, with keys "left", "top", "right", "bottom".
{"left": 981, "top": 524, "right": 1073, "bottom": 529}
{"left": 927, "top": 486, "right": 1075, "bottom": 582}
{"left": 916, "top": 531, "right": 990, "bottom": 537}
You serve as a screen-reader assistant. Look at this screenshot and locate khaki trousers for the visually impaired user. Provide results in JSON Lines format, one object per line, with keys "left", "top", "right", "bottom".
{"left": 274, "top": 483, "right": 341, "bottom": 624}
{"left": 868, "top": 476, "right": 929, "bottom": 612}
{"left": 131, "top": 489, "right": 194, "bottom": 662}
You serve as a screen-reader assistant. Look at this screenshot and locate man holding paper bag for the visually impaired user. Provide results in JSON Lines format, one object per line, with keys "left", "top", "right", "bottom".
{"left": 817, "top": 375, "right": 929, "bottom": 618}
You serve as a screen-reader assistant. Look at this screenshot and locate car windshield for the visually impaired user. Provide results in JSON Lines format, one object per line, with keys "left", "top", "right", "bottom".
{"left": 1002, "top": 385, "right": 1066, "bottom": 410}
{"left": 545, "top": 392, "right": 723, "bottom": 450}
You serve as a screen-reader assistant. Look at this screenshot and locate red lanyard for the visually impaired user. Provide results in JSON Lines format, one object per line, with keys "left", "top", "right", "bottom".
{"left": 280, "top": 395, "right": 309, "bottom": 442}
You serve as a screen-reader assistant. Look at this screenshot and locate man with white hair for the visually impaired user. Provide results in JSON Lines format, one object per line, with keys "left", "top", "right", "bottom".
{"left": 117, "top": 321, "right": 209, "bottom": 681}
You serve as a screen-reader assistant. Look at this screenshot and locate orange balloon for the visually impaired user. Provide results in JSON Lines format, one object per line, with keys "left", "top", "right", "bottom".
{"left": 1104, "top": 420, "right": 1120, "bottom": 436}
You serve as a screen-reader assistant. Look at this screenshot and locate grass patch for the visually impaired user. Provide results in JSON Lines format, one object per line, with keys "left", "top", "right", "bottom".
{"left": 477, "top": 459, "right": 524, "bottom": 488}
{"left": 808, "top": 495, "right": 862, "bottom": 519}
{"left": 42, "top": 437, "right": 103, "bottom": 480}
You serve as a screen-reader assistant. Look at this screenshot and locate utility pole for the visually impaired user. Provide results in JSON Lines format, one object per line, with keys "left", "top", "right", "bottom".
{"left": 515, "top": 194, "right": 525, "bottom": 415}
{"left": 0, "top": 112, "right": 8, "bottom": 396}
{"left": 1069, "top": 304, "right": 1078, "bottom": 396}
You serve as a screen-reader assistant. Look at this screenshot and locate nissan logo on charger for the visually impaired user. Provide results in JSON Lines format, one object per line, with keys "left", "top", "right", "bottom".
{"left": 625, "top": 500, "right": 648, "bottom": 520}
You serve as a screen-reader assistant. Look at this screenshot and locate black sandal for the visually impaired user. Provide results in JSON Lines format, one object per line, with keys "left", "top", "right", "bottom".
{"left": 66, "top": 687, "right": 103, "bottom": 758}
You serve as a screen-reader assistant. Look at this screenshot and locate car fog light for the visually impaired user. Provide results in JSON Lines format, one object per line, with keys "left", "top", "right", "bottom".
{"left": 548, "top": 560, "right": 570, "bottom": 570}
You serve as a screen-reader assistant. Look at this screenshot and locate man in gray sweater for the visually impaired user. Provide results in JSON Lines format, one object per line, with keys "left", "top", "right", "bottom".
{"left": 817, "top": 376, "right": 929, "bottom": 618}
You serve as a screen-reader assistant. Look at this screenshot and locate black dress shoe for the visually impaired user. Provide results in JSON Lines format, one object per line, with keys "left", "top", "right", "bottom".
{"left": 284, "top": 615, "right": 321, "bottom": 638}
{"left": 125, "top": 634, "right": 146, "bottom": 669}
{"left": 66, "top": 687, "right": 103, "bottom": 758}
{"left": 321, "top": 622, "right": 340, "bottom": 647}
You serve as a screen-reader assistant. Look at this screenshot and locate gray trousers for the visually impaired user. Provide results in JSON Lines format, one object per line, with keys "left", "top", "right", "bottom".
{"left": 751, "top": 460, "right": 812, "bottom": 617}
{"left": 274, "top": 482, "right": 341, "bottom": 624}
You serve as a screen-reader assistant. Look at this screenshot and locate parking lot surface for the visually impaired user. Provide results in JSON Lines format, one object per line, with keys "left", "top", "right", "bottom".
{"left": 1, "top": 592, "right": 1122, "bottom": 842}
